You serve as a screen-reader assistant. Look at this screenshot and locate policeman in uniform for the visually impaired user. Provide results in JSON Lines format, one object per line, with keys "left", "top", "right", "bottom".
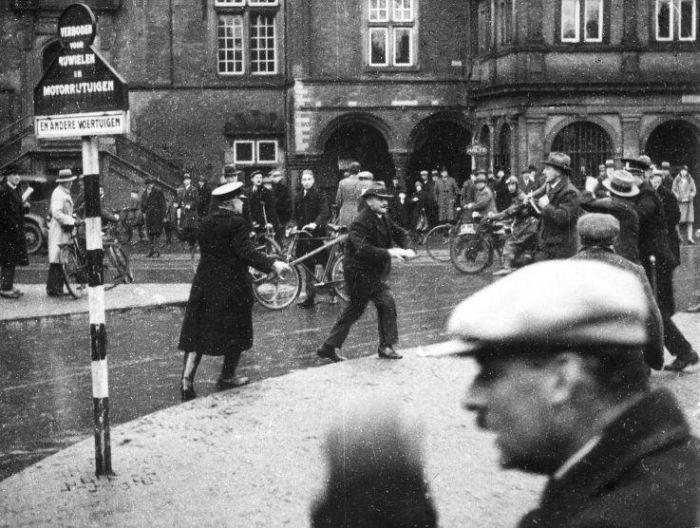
{"left": 426, "top": 260, "right": 700, "bottom": 527}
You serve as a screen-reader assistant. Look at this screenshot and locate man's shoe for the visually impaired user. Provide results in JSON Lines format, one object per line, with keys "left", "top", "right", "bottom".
{"left": 378, "top": 346, "right": 402, "bottom": 359}
{"left": 492, "top": 267, "right": 513, "bottom": 277}
{"left": 297, "top": 296, "right": 315, "bottom": 308}
{"left": 664, "top": 350, "right": 699, "bottom": 372}
{"left": 217, "top": 375, "right": 250, "bottom": 390}
{"left": 0, "top": 290, "right": 20, "bottom": 299}
{"left": 47, "top": 291, "right": 69, "bottom": 297}
{"left": 317, "top": 345, "right": 346, "bottom": 362}
{"left": 180, "top": 379, "right": 196, "bottom": 402}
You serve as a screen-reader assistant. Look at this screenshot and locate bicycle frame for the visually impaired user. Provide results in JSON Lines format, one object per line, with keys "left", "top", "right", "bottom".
{"left": 286, "top": 230, "right": 347, "bottom": 290}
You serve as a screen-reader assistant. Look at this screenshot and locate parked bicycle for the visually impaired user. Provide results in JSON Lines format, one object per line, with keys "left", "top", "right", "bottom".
{"left": 423, "top": 207, "right": 466, "bottom": 263}
{"left": 110, "top": 207, "right": 140, "bottom": 245}
{"left": 59, "top": 222, "right": 134, "bottom": 299}
{"left": 251, "top": 224, "right": 348, "bottom": 310}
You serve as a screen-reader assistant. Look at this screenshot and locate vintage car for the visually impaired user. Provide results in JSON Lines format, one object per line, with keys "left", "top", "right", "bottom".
{"left": 20, "top": 174, "right": 52, "bottom": 254}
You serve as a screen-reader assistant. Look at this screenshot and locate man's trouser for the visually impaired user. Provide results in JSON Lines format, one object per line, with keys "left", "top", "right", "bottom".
{"left": 324, "top": 270, "right": 398, "bottom": 349}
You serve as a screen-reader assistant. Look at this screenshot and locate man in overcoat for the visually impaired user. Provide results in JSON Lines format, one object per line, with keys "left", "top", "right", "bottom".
{"left": 247, "top": 170, "right": 280, "bottom": 235}
{"left": 142, "top": 179, "right": 167, "bottom": 258}
{"left": 434, "top": 167, "right": 459, "bottom": 223}
{"left": 532, "top": 152, "right": 582, "bottom": 260}
{"left": 46, "top": 169, "right": 79, "bottom": 297}
{"left": 175, "top": 173, "right": 200, "bottom": 258}
{"left": 428, "top": 260, "right": 700, "bottom": 528}
{"left": 316, "top": 182, "right": 415, "bottom": 362}
{"left": 335, "top": 161, "right": 365, "bottom": 227}
{"left": 624, "top": 156, "right": 699, "bottom": 372}
{"left": 178, "top": 182, "right": 290, "bottom": 401}
{"left": 0, "top": 164, "right": 29, "bottom": 299}
{"left": 294, "top": 169, "right": 330, "bottom": 308}
{"left": 270, "top": 169, "right": 293, "bottom": 226}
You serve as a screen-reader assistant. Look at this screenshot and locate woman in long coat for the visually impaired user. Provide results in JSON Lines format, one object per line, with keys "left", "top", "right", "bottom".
{"left": 672, "top": 166, "right": 697, "bottom": 243}
{"left": 433, "top": 168, "right": 459, "bottom": 223}
{"left": 178, "top": 182, "right": 289, "bottom": 401}
{"left": 0, "top": 166, "right": 29, "bottom": 298}
{"left": 142, "top": 179, "right": 167, "bottom": 258}
{"left": 46, "top": 169, "right": 78, "bottom": 296}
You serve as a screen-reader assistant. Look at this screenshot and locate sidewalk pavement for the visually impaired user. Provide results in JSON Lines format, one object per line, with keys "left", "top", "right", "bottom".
{"left": 1, "top": 304, "right": 699, "bottom": 527}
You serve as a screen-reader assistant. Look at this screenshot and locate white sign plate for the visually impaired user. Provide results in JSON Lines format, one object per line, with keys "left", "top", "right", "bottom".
{"left": 35, "top": 110, "right": 129, "bottom": 139}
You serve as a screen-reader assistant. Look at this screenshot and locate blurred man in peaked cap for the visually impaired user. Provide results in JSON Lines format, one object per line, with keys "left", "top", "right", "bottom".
{"left": 426, "top": 260, "right": 700, "bottom": 527}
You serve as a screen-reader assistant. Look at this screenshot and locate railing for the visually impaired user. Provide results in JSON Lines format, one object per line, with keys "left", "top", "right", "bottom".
{"left": 102, "top": 151, "right": 177, "bottom": 194}
{"left": 114, "top": 136, "right": 184, "bottom": 188}
{"left": 0, "top": 115, "right": 33, "bottom": 148}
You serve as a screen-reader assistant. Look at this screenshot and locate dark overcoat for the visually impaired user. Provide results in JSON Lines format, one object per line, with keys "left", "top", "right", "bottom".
{"left": 537, "top": 177, "right": 581, "bottom": 259}
{"left": 273, "top": 182, "right": 293, "bottom": 224}
{"left": 176, "top": 184, "right": 200, "bottom": 232}
{"left": 518, "top": 390, "right": 700, "bottom": 528}
{"left": 571, "top": 246, "right": 664, "bottom": 370}
{"left": 247, "top": 185, "right": 280, "bottom": 232}
{"left": 294, "top": 186, "right": 330, "bottom": 265}
{"left": 581, "top": 193, "right": 640, "bottom": 264}
{"left": 635, "top": 181, "right": 675, "bottom": 269}
{"left": 657, "top": 183, "right": 681, "bottom": 264}
{"left": 178, "top": 209, "right": 274, "bottom": 356}
{"left": 0, "top": 181, "right": 29, "bottom": 267}
{"left": 142, "top": 186, "right": 167, "bottom": 236}
{"left": 344, "top": 207, "right": 409, "bottom": 295}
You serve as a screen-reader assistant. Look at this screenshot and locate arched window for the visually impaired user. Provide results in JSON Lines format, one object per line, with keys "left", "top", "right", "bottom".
{"left": 551, "top": 121, "right": 612, "bottom": 186}
{"left": 495, "top": 124, "right": 511, "bottom": 174}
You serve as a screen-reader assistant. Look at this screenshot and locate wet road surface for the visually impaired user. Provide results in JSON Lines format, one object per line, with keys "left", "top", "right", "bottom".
{"left": 2, "top": 249, "right": 699, "bottom": 481}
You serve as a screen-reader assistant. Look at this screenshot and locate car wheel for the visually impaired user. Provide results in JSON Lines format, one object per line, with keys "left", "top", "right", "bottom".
{"left": 24, "top": 221, "right": 43, "bottom": 254}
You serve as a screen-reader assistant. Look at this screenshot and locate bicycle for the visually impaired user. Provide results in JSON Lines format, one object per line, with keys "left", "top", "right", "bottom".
{"left": 59, "top": 223, "right": 135, "bottom": 299}
{"left": 423, "top": 208, "right": 466, "bottom": 263}
{"left": 251, "top": 224, "right": 348, "bottom": 310}
{"left": 251, "top": 222, "right": 282, "bottom": 256}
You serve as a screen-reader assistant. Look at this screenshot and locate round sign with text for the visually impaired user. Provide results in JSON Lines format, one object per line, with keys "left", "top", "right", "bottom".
{"left": 57, "top": 3, "right": 97, "bottom": 49}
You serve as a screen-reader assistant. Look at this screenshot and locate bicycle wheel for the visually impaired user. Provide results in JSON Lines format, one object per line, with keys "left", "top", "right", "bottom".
{"left": 60, "top": 246, "right": 87, "bottom": 299}
{"left": 115, "top": 222, "right": 132, "bottom": 245}
{"left": 450, "top": 235, "right": 492, "bottom": 274}
{"left": 329, "top": 254, "right": 349, "bottom": 302}
{"left": 106, "top": 245, "right": 134, "bottom": 284}
{"left": 251, "top": 261, "right": 301, "bottom": 310}
{"left": 424, "top": 224, "right": 452, "bottom": 262}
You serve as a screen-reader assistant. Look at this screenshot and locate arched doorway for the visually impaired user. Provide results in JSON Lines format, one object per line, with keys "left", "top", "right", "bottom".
{"left": 551, "top": 121, "right": 613, "bottom": 187}
{"left": 646, "top": 119, "right": 700, "bottom": 218}
{"left": 42, "top": 41, "right": 63, "bottom": 73}
{"left": 495, "top": 124, "right": 512, "bottom": 174}
{"left": 322, "top": 122, "right": 394, "bottom": 189}
{"left": 408, "top": 118, "right": 472, "bottom": 186}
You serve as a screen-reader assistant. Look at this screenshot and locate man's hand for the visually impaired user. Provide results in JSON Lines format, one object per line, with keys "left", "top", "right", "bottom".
{"left": 538, "top": 194, "right": 550, "bottom": 208}
{"left": 585, "top": 176, "right": 599, "bottom": 193}
{"left": 272, "top": 261, "right": 292, "bottom": 275}
{"left": 388, "top": 248, "right": 415, "bottom": 261}
{"left": 303, "top": 222, "right": 317, "bottom": 231}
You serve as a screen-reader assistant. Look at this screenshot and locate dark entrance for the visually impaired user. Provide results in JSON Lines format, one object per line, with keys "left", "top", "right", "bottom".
{"left": 323, "top": 122, "right": 394, "bottom": 189}
{"left": 646, "top": 119, "right": 700, "bottom": 218}
{"left": 551, "top": 121, "right": 613, "bottom": 188}
{"left": 408, "top": 119, "right": 472, "bottom": 186}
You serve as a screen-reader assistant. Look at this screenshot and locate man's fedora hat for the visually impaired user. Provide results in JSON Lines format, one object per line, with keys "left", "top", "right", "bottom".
{"left": 56, "top": 168, "right": 77, "bottom": 183}
{"left": 542, "top": 152, "right": 572, "bottom": 173}
{"left": 620, "top": 158, "right": 648, "bottom": 174}
{"left": 602, "top": 169, "right": 639, "bottom": 197}
{"left": 361, "top": 181, "right": 393, "bottom": 200}
{"left": 212, "top": 181, "right": 246, "bottom": 201}
{"left": 474, "top": 173, "right": 488, "bottom": 183}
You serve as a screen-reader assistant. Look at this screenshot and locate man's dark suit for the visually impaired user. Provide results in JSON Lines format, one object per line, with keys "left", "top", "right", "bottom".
{"left": 324, "top": 207, "right": 409, "bottom": 350}
{"left": 535, "top": 177, "right": 581, "bottom": 260}
{"left": 519, "top": 390, "right": 700, "bottom": 528}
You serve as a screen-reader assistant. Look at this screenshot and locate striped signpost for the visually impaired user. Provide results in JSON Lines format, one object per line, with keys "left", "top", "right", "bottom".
{"left": 34, "top": 3, "right": 129, "bottom": 476}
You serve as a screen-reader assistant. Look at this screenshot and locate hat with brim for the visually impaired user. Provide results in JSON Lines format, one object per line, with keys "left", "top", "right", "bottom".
{"left": 474, "top": 174, "right": 488, "bottom": 183}
{"left": 621, "top": 158, "right": 648, "bottom": 174}
{"left": 56, "top": 169, "right": 76, "bottom": 183}
{"left": 542, "top": 152, "right": 572, "bottom": 174}
{"left": 362, "top": 182, "right": 392, "bottom": 200}
{"left": 182, "top": 173, "right": 192, "bottom": 181}
{"left": 212, "top": 182, "right": 246, "bottom": 201}
{"left": 602, "top": 169, "right": 639, "bottom": 197}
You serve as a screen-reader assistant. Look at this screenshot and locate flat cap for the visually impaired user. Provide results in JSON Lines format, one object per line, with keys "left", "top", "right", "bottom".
{"left": 424, "top": 260, "right": 650, "bottom": 357}
{"left": 605, "top": 159, "right": 615, "bottom": 168}
{"left": 361, "top": 181, "right": 392, "bottom": 199}
{"left": 578, "top": 213, "right": 619, "bottom": 245}
{"left": 661, "top": 161, "right": 671, "bottom": 169}
{"left": 357, "top": 170, "right": 374, "bottom": 180}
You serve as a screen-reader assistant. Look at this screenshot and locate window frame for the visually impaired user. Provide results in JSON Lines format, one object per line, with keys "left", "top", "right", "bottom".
{"left": 366, "top": 0, "right": 417, "bottom": 69}
{"left": 655, "top": 0, "right": 698, "bottom": 41}
{"left": 215, "top": 0, "right": 245, "bottom": 6}
{"left": 233, "top": 140, "right": 256, "bottom": 165}
{"left": 256, "top": 140, "right": 279, "bottom": 164}
{"left": 558, "top": 0, "right": 608, "bottom": 44}
{"left": 249, "top": 13, "right": 277, "bottom": 75}
{"left": 679, "top": 0, "right": 697, "bottom": 40}
{"left": 583, "top": 0, "right": 604, "bottom": 42}
{"left": 217, "top": 14, "right": 245, "bottom": 75}
{"left": 561, "top": 0, "right": 581, "bottom": 42}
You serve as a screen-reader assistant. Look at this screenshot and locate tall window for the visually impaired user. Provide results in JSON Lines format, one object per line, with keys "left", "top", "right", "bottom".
{"left": 497, "top": 0, "right": 514, "bottom": 45}
{"left": 216, "top": 0, "right": 279, "bottom": 75}
{"left": 478, "top": 1, "right": 492, "bottom": 53}
{"left": 656, "top": 0, "right": 697, "bottom": 41}
{"left": 367, "top": 0, "right": 416, "bottom": 67}
{"left": 551, "top": 121, "right": 612, "bottom": 187}
{"left": 561, "top": 0, "right": 603, "bottom": 42}
{"left": 496, "top": 124, "right": 512, "bottom": 174}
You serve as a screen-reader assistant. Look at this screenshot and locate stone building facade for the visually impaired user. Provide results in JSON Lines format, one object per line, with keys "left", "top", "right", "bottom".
{"left": 1, "top": 0, "right": 699, "bottom": 204}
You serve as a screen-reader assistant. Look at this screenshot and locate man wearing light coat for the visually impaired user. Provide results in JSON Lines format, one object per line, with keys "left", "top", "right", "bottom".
{"left": 46, "top": 169, "right": 79, "bottom": 297}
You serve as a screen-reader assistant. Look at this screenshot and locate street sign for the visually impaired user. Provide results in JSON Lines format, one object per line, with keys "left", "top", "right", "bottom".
{"left": 465, "top": 143, "right": 489, "bottom": 156}
{"left": 34, "top": 3, "right": 129, "bottom": 138}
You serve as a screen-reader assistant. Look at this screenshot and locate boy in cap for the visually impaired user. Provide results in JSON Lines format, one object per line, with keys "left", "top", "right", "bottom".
{"left": 316, "top": 182, "right": 415, "bottom": 362}
{"left": 432, "top": 260, "right": 700, "bottom": 527}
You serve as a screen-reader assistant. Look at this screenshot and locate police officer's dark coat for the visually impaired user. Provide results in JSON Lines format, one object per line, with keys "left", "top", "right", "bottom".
{"left": 636, "top": 181, "right": 675, "bottom": 269}
{"left": 344, "top": 207, "right": 409, "bottom": 295}
{"left": 537, "top": 176, "right": 582, "bottom": 259}
{"left": 178, "top": 208, "right": 274, "bottom": 356}
{"left": 0, "top": 180, "right": 28, "bottom": 268}
{"left": 518, "top": 390, "right": 700, "bottom": 528}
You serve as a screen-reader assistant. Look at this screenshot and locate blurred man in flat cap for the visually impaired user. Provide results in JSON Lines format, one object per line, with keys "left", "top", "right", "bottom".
{"left": 436, "top": 260, "right": 699, "bottom": 527}
{"left": 316, "top": 182, "right": 415, "bottom": 362}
